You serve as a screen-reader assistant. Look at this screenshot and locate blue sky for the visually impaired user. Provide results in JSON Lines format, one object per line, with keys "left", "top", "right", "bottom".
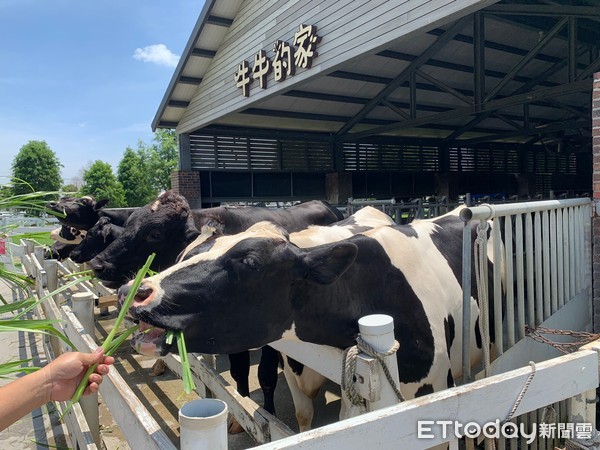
{"left": 0, "top": 0, "right": 203, "bottom": 186}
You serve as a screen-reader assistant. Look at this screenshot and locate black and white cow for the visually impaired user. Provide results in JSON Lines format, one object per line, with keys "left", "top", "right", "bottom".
{"left": 92, "top": 191, "right": 343, "bottom": 429}
{"left": 46, "top": 196, "right": 132, "bottom": 230}
{"left": 176, "top": 205, "right": 397, "bottom": 430}
{"left": 120, "top": 212, "right": 494, "bottom": 430}
{"left": 69, "top": 217, "right": 124, "bottom": 264}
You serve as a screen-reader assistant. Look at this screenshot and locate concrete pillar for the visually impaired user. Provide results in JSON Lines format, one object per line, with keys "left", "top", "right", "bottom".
{"left": 171, "top": 170, "right": 202, "bottom": 209}
{"left": 592, "top": 71, "right": 600, "bottom": 331}
{"left": 326, "top": 172, "right": 352, "bottom": 205}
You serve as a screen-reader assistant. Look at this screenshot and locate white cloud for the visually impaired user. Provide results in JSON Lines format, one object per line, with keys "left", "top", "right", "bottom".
{"left": 133, "top": 44, "right": 180, "bottom": 68}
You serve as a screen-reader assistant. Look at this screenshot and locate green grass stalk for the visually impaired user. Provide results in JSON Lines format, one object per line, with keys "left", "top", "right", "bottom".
{"left": 61, "top": 253, "right": 155, "bottom": 418}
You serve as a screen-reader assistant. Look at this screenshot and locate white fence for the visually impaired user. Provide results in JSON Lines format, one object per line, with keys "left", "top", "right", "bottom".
{"left": 4, "top": 196, "right": 599, "bottom": 450}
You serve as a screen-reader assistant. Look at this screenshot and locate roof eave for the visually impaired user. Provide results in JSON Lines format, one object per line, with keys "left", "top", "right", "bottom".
{"left": 151, "top": 0, "right": 217, "bottom": 131}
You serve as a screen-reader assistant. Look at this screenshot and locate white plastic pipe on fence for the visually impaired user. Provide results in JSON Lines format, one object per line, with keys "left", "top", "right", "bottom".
{"left": 179, "top": 398, "right": 228, "bottom": 450}
{"left": 71, "top": 292, "right": 100, "bottom": 446}
{"left": 358, "top": 314, "right": 401, "bottom": 412}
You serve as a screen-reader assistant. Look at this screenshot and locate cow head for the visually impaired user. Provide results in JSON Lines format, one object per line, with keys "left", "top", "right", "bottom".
{"left": 46, "top": 196, "right": 109, "bottom": 230}
{"left": 69, "top": 217, "right": 123, "bottom": 263}
{"left": 118, "top": 222, "right": 357, "bottom": 356}
{"left": 50, "top": 225, "right": 87, "bottom": 245}
{"left": 88, "top": 191, "right": 200, "bottom": 288}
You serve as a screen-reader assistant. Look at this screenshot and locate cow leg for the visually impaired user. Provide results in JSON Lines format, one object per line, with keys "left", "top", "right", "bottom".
{"left": 281, "top": 356, "right": 327, "bottom": 432}
{"left": 228, "top": 351, "right": 250, "bottom": 397}
{"left": 228, "top": 351, "right": 250, "bottom": 434}
{"left": 258, "top": 346, "right": 279, "bottom": 415}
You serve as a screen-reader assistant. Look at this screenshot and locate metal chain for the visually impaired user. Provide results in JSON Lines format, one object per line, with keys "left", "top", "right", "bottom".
{"left": 526, "top": 326, "right": 600, "bottom": 355}
{"left": 341, "top": 335, "right": 403, "bottom": 409}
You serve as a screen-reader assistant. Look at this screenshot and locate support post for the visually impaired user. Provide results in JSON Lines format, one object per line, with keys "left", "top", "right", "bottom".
{"left": 71, "top": 292, "right": 100, "bottom": 446}
{"left": 43, "top": 259, "right": 62, "bottom": 356}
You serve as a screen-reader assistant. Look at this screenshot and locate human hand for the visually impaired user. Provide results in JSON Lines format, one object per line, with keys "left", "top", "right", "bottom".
{"left": 42, "top": 348, "right": 115, "bottom": 402}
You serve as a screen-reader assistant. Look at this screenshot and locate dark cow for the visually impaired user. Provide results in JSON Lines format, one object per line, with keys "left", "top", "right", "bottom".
{"left": 50, "top": 225, "right": 87, "bottom": 245}
{"left": 87, "top": 192, "right": 200, "bottom": 287}
{"left": 46, "top": 196, "right": 132, "bottom": 230}
{"left": 69, "top": 217, "right": 124, "bottom": 264}
{"left": 93, "top": 190, "right": 343, "bottom": 429}
{"left": 120, "top": 212, "right": 494, "bottom": 430}
{"left": 88, "top": 193, "right": 343, "bottom": 287}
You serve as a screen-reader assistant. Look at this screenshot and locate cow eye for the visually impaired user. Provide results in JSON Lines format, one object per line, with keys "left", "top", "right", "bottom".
{"left": 242, "top": 256, "right": 258, "bottom": 270}
{"left": 148, "top": 231, "right": 162, "bottom": 241}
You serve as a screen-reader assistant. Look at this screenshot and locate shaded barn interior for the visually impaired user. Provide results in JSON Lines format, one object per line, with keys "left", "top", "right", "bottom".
{"left": 153, "top": 0, "right": 599, "bottom": 207}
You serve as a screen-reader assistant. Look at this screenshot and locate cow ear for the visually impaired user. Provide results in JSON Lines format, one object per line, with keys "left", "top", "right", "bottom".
{"left": 301, "top": 242, "right": 357, "bottom": 285}
{"left": 185, "top": 215, "right": 200, "bottom": 243}
{"left": 94, "top": 199, "right": 109, "bottom": 210}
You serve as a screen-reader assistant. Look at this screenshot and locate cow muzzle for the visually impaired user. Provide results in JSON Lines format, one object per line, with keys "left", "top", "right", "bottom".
{"left": 117, "top": 282, "right": 171, "bottom": 357}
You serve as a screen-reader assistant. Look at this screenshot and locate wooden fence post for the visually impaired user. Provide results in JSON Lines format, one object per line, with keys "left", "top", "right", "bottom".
{"left": 71, "top": 292, "right": 100, "bottom": 446}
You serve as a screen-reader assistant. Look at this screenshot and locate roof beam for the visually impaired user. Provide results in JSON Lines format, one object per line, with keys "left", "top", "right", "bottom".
{"left": 485, "top": 16, "right": 568, "bottom": 102}
{"left": 191, "top": 48, "right": 217, "bottom": 58}
{"left": 168, "top": 100, "right": 190, "bottom": 108}
{"left": 457, "top": 119, "right": 589, "bottom": 145}
{"left": 343, "top": 79, "right": 592, "bottom": 142}
{"left": 335, "top": 15, "right": 472, "bottom": 137}
{"left": 483, "top": 4, "right": 600, "bottom": 18}
{"left": 206, "top": 15, "right": 234, "bottom": 27}
{"left": 179, "top": 76, "right": 202, "bottom": 85}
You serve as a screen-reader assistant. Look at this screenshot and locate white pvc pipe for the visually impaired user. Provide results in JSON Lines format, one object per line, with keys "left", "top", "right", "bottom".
{"left": 358, "top": 314, "right": 401, "bottom": 412}
{"left": 179, "top": 398, "right": 228, "bottom": 450}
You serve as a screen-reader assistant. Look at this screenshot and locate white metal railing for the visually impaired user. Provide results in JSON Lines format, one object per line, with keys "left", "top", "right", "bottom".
{"left": 460, "top": 197, "right": 592, "bottom": 381}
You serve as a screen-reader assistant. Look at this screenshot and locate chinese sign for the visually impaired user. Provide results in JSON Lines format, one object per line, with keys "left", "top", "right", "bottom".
{"left": 234, "top": 24, "right": 321, "bottom": 97}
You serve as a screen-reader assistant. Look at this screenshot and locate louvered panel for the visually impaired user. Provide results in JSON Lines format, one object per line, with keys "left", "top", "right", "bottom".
{"left": 421, "top": 145, "right": 439, "bottom": 171}
{"left": 491, "top": 148, "right": 505, "bottom": 172}
{"left": 249, "top": 138, "right": 278, "bottom": 170}
{"left": 342, "top": 143, "right": 359, "bottom": 171}
{"left": 281, "top": 141, "right": 308, "bottom": 170}
{"left": 448, "top": 147, "right": 460, "bottom": 172}
{"left": 380, "top": 144, "right": 400, "bottom": 170}
{"left": 306, "top": 142, "right": 333, "bottom": 171}
{"left": 506, "top": 149, "right": 519, "bottom": 173}
{"left": 401, "top": 145, "right": 421, "bottom": 171}
{"left": 476, "top": 148, "right": 490, "bottom": 172}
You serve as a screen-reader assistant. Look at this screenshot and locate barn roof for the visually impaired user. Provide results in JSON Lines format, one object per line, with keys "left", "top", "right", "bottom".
{"left": 153, "top": 0, "right": 599, "bottom": 150}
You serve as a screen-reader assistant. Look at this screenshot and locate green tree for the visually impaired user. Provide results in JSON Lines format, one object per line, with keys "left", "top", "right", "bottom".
{"left": 80, "top": 161, "right": 126, "bottom": 207}
{"left": 117, "top": 147, "right": 156, "bottom": 206}
{"left": 147, "top": 129, "right": 178, "bottom": 192}
{"left": 61, "top": 184, "right": 78, "bottom": 193}
{"left": 11, "top": 141, "right": 63, "bottom": 195}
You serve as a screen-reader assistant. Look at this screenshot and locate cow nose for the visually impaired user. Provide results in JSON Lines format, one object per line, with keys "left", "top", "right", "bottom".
{"left": 47, "top": 201, "right": 58, "bottom": 207}
{"left": 136, "top": 285, "right": 153, "bottom": 301}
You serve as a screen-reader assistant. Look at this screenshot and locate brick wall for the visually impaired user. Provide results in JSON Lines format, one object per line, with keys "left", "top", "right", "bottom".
{"left": 593, "top": 72, "right": 600, "bottom": 331}
{"left": 171, "top": 170, "right": 201, "bottom": 209}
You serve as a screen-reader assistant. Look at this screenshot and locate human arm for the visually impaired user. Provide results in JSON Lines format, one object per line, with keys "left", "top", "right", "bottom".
{"left": 0, "top": 348, "right": 114, "bottom": 431}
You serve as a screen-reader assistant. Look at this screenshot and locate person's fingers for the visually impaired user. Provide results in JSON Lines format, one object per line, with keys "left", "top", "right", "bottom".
{"left": 78, "top": 348, "right": 105, "bottom": 366}
{"left": 96, "top": 364, "right": 109, "bottom": 375}
{"left": 88, "top": 373, "right": 102, "bottom": 385}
